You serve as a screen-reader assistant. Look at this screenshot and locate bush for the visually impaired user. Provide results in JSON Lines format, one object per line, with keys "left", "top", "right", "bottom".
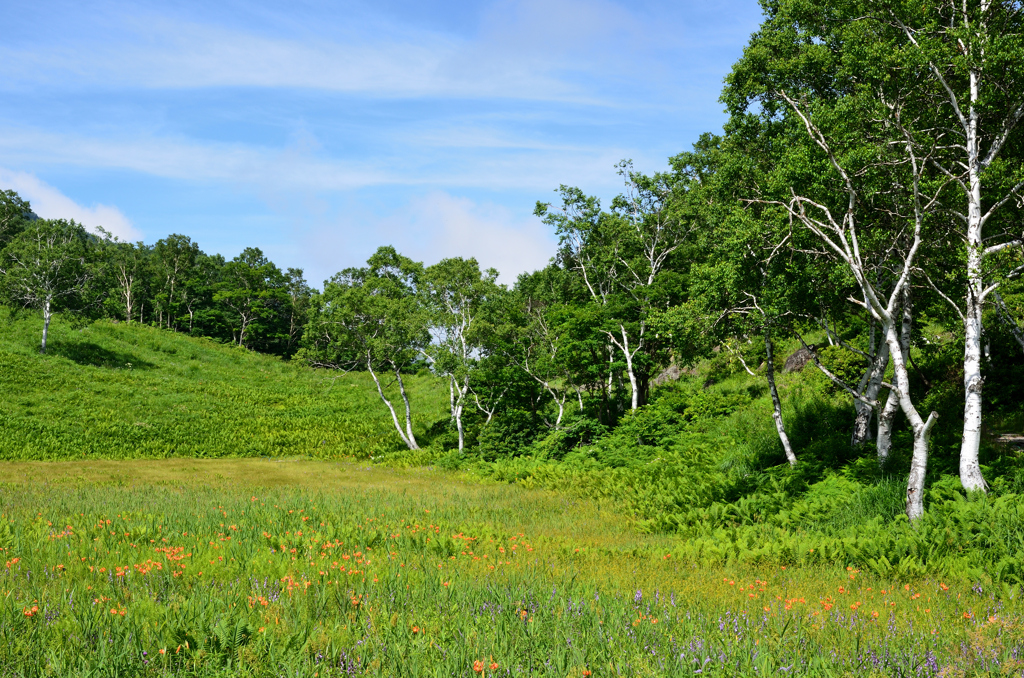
{"left": 476, "top": 408, "right": 545, "bottom": 461}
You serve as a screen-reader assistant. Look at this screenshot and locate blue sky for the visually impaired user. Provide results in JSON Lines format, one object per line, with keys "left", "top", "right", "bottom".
{"left": 0, "top": 0, "right": 764, "bottom": 287}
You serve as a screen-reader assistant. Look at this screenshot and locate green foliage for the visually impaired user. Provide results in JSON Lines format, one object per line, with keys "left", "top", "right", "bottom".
{"left": 0, "top": 310, "right": 448, "bottom": 460}
{"left": 476, "top": 408, "right": 544, "bottom": 461}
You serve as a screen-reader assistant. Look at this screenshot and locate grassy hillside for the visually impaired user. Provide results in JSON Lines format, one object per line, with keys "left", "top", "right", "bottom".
{"left": 4, "top": 309, "right": 1024, "bottom": 587}
{"left": 0, "top": 310, "right": 448, "bottom": 460}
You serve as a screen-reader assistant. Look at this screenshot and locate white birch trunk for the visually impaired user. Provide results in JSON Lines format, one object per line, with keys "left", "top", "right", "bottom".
{"left": 455, "top": 402, "right": 465, "bottom": 452}
{"left": 41, "top": 298, "right": 52, "bottom": 355}
{"left": 615, "top": 325, "right": 640, "bottom": 411}
{"left": 876, "top": 293, "right": 912, "bottom": 467}
{"left": 367, "top": 355, "right": 419, "bottom": 450}
{"left": 448, "top": 377, "right": 456, "bottom": 420}
{"left": 453, "top": 376, "right": 469, "bottom": 452}
{"left": 764, "top": 332, "right": 797, "bottom": 467}
{"left": 960, "top": 207, "right": 987, "bottom": 491}
{"left": 875, "top": 388, "right": 900, "bottom": 468}
{"left": 395, "top": 369, "right": 419, "bottom": 450}
{"left": 959, "top": 69, "right": 989, "bottom": 493}
{"left": 881, "top": 318, "right": 938, "bottom": 521}
{"left": 851, "top": 341, "right": 890, "bottom": 447}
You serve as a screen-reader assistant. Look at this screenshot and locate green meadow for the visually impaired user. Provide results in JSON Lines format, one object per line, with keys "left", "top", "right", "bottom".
{"left": 2, "top": 460, "right": 1023, "bottom": 678}
{"left": 2, "top": 313, "right": 1024, "bottom": 676}
{"left": 0, "top": 311, "right": 447, "bottom": 460}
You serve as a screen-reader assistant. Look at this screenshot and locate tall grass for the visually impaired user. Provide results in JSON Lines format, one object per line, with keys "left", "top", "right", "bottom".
{"left": 1, "top": 461, "right": 1022, "bottom": 677}
{"left": 0, "top": 311, "right": 448, "bottom": 460}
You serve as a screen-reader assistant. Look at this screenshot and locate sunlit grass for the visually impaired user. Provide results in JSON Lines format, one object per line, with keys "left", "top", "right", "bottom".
{"left": 2, "top": 460, "right": 1021, "bottom": 677}
{"left": 0, "top": 311, "right": 448, "bottom": 460}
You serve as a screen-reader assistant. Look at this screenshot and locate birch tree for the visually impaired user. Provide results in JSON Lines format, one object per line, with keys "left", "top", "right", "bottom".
{"left": 880, "top": 0, "right": 1024, "bottom": 492}
{"left": 102, "top": 237, "right": 148, "bottom": 323}
{"left": 420, "top": 257, "right": 500, "bottom": 452}
{"left": 536, "top": 162, "right": 690, "bottom": 411}
{"left": 723, "top": 0, "right": 947, "bottom": 519}
{"left": 153, "top": 234, "right": 200, "bottom": 330}
{"left": 0, "top": 219, "right": 92, "bottom": 354}
{"left": 214, "top": 247, "right": 288, "bottom": 349}
{"left": 302, "top": 246, "right": 428, "bottom": 451}
{"left": 499, "top": 292, "right": 583, "bottom": 429}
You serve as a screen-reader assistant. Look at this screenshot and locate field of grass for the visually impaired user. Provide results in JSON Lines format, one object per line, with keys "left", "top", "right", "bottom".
{"left": 3, "top": 311, "right": 1024, "bottom": 675}
{"left": 2, "top": 459, "right": 1023, "bottom": 677}
{"left": 0, "top": 311, "right": 447, "bottom": 459}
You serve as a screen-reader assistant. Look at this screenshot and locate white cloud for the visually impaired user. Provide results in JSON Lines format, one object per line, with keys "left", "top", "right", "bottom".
{"left": 382, "top": 192, "right": 556, "bottom": 283}
{"left": 0, "top": 10, "right": 598, "bottom": 103}
{"left": 0, "top": 168, "right": 141, "bottom": 241}
{"left": 0, "top": 125, "right": 645, "bottom": 195}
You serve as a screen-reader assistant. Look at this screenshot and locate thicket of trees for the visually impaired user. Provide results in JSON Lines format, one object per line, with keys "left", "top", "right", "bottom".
{"left": 3, "top": 0, "right": 1024, "bottom": 522}
{"left": 0, "top": 191, "right": 312, "bottom": 357}
{"left": 302, "top": 0, "right": 1024, "bottom": 522}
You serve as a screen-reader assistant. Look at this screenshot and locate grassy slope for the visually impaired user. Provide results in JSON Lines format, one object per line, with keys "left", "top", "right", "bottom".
{"left": 4, "top": 309, "right": 1024, "bottom": 587}
{"left": 0, "top": 310, "right": 448, "bottom": 460}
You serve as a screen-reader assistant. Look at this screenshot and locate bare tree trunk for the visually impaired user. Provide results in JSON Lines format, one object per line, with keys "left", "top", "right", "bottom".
{"left": 905, "top": 405, "right": 937, "bottom": 520}
{"left": 619, "top": 325, "right": 640, "bottom": 411}
{"left": 395, "top": 368, "right": 418, "bottom": 450}
{"left": 448, "top": 377, "right": 455, "bottom": 420}
{"left": 876, "top": 388, "right": 900, "bottom": 468}
{"left": 960, "top": 246, "right": 988, "bottom": 492}
{"left": 238, "top": 315, "right": 250, "bottom": 348}
{"left": 882, "top": 316, "right": 938, "bottom": 521}
{"left": 41, "top": 298, "right": 52, "bottom": 355}
{"left": 876, "top": 292, "right": 912, "bottom": 467}
{"left": 957, "top": 64, "right": 992, "bottom": 494}
{"left": 852, "top": 341, "right": 890, "bottom": 447}
{"left": 367, "top": 355, "right": 419, "bottom": 450}
{"left": 452, "top": 376, "right": 469, "bottom": 452}
{"left": 455, "top": 402, "right": 465, "bottom": 452}
{"left": 765, "top": 330, "right": 797, "bottom": 467}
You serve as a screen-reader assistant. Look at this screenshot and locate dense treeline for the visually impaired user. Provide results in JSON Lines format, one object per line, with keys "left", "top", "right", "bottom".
{"left": 301, "top": 0, "right": 1024, "bottom": 523}
{"left": 0, "top": 189, "right": 312, "bottom": 357}
{"left": 3, "top": 0, "right": 1024, "bottom": 526}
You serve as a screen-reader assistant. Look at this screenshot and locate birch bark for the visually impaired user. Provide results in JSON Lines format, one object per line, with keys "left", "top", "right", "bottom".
{"left": 764, "top": 331, "right": 797, "bottom": 466}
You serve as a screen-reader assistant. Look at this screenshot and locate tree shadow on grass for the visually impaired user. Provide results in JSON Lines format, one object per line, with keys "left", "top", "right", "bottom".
{"left": 50, "top": 341, "right": 157, "bottom": 370}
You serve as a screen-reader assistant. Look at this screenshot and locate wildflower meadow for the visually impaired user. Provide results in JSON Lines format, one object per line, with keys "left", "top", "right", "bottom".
{"left": 2, "top": 461, "right": 1022, "bottom": 677}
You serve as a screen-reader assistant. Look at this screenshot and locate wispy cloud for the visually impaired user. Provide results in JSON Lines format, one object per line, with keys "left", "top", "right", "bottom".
{"left": 0, "top": 0, "right": 764, "bottom": 284}
{"left": 301, "top": 191, "right": 555, "bottom": 284}
{"left": 388, "top": 191, "right": 555, "bottom": 282}
{"left": 0, "top": 0, "right": 643, "bottom": 103}
{"left": 0, "top": 124, "right": 645, "bottom": 195}
{"left": 0, "top": 167, "right": 141, "bottom": 241}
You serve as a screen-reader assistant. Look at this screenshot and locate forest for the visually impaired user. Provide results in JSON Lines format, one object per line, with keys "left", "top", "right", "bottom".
{"left": 4, "top": 0, "right": 1023, "bottom": 526}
